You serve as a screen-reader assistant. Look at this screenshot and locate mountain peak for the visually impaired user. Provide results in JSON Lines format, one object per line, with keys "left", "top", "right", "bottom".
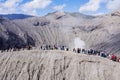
{"left": 54, "top": 11, "right": 66, "bottom": 15}
{"left": 45, "top": 11, "right": 95, "bottom": 20}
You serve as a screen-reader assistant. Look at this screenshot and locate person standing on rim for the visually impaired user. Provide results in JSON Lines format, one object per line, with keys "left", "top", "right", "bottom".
{"left": 77, "top": 48, "right": 81, "bottom": 53}
{"left": 73, "top": 48, "right": 76, "bottom": 53}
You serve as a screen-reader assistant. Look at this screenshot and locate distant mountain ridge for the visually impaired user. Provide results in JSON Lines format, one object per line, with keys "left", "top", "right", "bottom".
{"left": 65, "top": 12, "right": 95, "bottom": 19}
{"left": 0, "top": 14, "right": 34, "bottom": 20}
{"left": 0, "top": 12, "right": 94, "bottom": 20}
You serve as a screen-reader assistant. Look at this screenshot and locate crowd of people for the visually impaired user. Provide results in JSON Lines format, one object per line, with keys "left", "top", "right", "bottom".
{"left": 0, "top": 44, "right": 32, "bottom": 52}
{"left": 1, "top": 44, "right": 120, "bottom": 63}
{"left": 40, "top": 45, "right": 120, "bottom": 63}
{"left": 40, "top": 44, "right": 69, "bottom": 51}
{"left": 73, "top": 48, "right": 120, "bottom": 63}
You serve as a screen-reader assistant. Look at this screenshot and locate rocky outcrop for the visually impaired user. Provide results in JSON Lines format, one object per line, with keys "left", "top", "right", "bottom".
{"left": 0, "top": 50, "right": 120, "bottom": 80}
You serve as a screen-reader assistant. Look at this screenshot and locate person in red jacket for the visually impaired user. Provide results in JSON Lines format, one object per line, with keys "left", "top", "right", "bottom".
{"left": 111, "top": 54, "right": 115, "bottom": 61}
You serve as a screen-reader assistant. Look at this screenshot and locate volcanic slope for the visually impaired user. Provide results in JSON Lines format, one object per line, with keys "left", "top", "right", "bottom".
{"left": 0, "top": 50, "right": 120, "bottom": 80}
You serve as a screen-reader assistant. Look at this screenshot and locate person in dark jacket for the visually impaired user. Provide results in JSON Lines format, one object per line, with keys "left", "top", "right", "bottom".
{"left": 88, "top": 49, "right": 93, "bottom": 55}
{"left": 61, "top": 46, "right": 65, "bottom": 50}
{"left": 73, "top": 48, "right": 76, "bottom": 53}
{"left": 82, "top": 49, "right": 86, "bottom": 54}
{"left": 77, "top": 48, "right": 81, "bottom": 53}
{"left": 46, "top": 45, "right": 49, "bottom": 50}
{"left": 66, "top": 48, "right": 69, "bottom": 51}
{"left": 100, "top": 51, "right": 106, "bottom": 57}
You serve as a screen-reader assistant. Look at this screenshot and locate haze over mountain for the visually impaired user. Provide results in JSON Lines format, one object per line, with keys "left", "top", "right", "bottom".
{"left": 0, "top": 10, "right": 120, "bottom": 55}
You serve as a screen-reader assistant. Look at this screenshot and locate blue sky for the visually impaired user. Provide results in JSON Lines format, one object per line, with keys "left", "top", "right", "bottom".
{"left": 0, "top": 0, "right": 120, "bottom": 16}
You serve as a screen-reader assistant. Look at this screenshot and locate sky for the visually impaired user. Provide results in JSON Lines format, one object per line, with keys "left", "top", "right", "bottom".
{"left": 0, "top": 0, "right": 120, "bottom": 16}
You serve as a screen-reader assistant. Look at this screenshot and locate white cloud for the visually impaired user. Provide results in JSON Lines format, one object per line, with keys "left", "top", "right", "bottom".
{"left": 3, "top": 0, "right": 22, "bottom": 8}
{"left": 0, "top": 0, "right": 120, "bottom": 16}
{"left": 106, "top": 0, "right": 120, "bottom": 10}
{"left": 53, "top": 4, "right": 66, "bottom": 11}
{"left": 0, "top": 0, "right": 52, "bottom": 15}
{"left": 22, "top": 0, "right": 52, "bottom": 15}
{"left": 79, "top": 0, "right": 105, "bottom": 12}
{"left": 0, "top": 0, "right": 22, "bottom": 14}
{"left": 79, "top": 0, "right": 120, "bottom": 13}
